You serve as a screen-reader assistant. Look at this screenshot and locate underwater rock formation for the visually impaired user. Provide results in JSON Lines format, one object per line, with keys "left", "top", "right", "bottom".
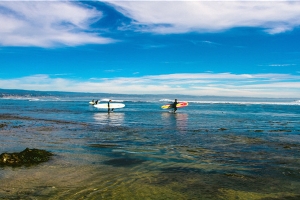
{"left": 0, "top": 148, "right": 53, "bottom": 167}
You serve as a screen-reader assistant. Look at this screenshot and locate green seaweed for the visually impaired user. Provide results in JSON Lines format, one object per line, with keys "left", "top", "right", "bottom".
{"left": 0, "top": 148, "right": 53, "bottom": 167}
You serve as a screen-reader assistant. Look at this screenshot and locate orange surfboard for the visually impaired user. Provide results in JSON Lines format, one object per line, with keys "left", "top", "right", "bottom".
{"left": 161, "top": 102, "right": 188, "bottom": 109}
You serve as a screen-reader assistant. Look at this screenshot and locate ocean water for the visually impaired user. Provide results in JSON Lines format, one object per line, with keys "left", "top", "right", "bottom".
{"left": 0, "top": 91, "right": 300, "bottom": 199}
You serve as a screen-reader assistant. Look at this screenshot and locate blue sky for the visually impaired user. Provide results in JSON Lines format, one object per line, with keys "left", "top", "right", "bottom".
{"left": 0, "top": 1, "right": 300, "bottom": 98}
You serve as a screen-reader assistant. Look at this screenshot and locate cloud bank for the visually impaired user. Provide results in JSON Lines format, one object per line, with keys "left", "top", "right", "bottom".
{"left": 0, "top": 1, "right": 114, "bottom": 47}
{"left": 1, "top": 1, "right": 300, "bottom": 48}
{"left": 108, "top": 1, "right": 300, "bottom": 34}
{"left": 1, "top": 73, "right": 300, "bottom": 98}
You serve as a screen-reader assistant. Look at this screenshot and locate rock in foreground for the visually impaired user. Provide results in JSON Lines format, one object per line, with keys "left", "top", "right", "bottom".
{"left": 0, "top": 148, "right": 53, "bottom": 167}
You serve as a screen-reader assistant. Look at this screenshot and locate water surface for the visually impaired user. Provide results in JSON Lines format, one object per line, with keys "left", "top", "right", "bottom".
{"left": 0, "top": 95, "right": 300, "bottom": 199}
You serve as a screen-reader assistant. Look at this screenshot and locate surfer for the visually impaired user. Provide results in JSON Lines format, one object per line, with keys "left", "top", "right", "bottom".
{"left": 108, "top": 100, "right": 114, "bottom": 113}
{"left": 172, "top": 99, "right": 178, "bottom": 113}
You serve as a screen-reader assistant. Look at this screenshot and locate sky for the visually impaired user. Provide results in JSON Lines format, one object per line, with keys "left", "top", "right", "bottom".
{"left": 0, "top": 0, "right": 300, "bottom": 98}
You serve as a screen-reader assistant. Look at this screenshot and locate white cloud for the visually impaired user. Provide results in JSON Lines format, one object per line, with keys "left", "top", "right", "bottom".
{"left": 2, "top": 1, "right": 298, "bottom": 47}
{"left": 1, "top": 73, "right": 300, "bottom": 98}
{"left": 107, "top": 1, "right": 300, "bottom": 34}
{"left": 268, "top": 64, "right": 296, "bottom": 67}
{"left": 0, "top": 1, "right": 114, "bottom": 47}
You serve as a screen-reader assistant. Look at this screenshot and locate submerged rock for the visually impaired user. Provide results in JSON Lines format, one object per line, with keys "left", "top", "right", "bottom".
{"left": 0, "top": 123, "right": 7, "bottom": 128}
{"left": 0, "top": 148, "right": 53, "bottom": 167}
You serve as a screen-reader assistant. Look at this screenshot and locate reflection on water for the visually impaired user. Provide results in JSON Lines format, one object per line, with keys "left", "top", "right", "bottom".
{"left": 161, "top": 112, "right": 188, "bottom": 134}
{"left": 174, "top": 113, "right": 188, "bottom": 134}
{"left": 93, "top": 112, "right": 125, "bottom": 126}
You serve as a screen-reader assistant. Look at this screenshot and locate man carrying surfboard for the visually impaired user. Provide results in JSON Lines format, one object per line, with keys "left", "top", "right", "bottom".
{"left": 161, "top": 100, "right": 188, "bottom": 111}
{"left": 108, "top": 100, "right": 114, "bottom": 113}
{"left": 172, "top": 99, "right": 178, "bottom": 113}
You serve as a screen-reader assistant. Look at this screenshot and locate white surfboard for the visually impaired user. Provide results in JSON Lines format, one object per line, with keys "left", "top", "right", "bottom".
{"left": 94, "top": 103, "right": 125, "bottom": 109}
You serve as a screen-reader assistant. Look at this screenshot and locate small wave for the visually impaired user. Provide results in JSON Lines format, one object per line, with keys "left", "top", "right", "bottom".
{"left": 1, "top": 96, "right": 38, "bottom": 101}
{"left": 187, "top": 100, "right": 300, "bottom": 105}
{"left": 28, "top": 97, "right": 66, "bottom": 102}
{"left": 28, "top": 98, "right": 40, "bottom": 101}
{"left": 0, "top": 96, "right": 65, "bottom": 102}
{"left": 159, "top": 99, "right": 173, "bottom": 102}
{"left": 98, "top": 98, "right": 124, "bottom": 102}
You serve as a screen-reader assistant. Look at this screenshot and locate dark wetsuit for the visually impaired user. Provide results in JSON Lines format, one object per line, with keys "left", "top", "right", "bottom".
{"left": 108, "top": 101, "right": 114, "bottom": 113}
{"left": 172, "top": 101, "right": 177, "bottom": 113}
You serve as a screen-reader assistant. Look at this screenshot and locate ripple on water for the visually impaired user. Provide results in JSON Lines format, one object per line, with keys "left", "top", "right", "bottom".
{"left": 103, "top": 157, "right": 146, "bottom": 167}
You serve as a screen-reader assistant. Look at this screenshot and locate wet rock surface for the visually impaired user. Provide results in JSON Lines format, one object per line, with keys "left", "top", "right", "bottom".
{"left": 0, "top": 148, "right": 53, "bottom": 167}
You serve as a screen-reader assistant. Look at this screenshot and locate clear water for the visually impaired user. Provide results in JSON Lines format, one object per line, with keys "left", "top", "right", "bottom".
{"left": 0, "top": 93, "right": 300, "bottom": 199}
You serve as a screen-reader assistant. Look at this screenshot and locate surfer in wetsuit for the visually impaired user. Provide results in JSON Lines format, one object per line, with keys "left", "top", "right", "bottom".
{"left": 108, "top": 100, "right": 114, "bottom": 113}
{"left": 172, "top": 99, "right": 178, "bottom": 113}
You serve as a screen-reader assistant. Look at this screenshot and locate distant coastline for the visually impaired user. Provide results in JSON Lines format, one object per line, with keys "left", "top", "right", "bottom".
{"left": 0, "top": 88, "right": 298, "bottom": 103}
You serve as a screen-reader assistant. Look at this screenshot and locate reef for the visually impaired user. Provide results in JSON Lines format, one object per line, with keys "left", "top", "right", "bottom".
{"left": 0, "top": 148, "right": 53, "bottom": 167}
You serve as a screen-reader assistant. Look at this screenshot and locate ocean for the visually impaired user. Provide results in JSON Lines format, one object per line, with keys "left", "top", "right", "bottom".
{"left": 0, "top": 90, "right": 300, "bottom": 199}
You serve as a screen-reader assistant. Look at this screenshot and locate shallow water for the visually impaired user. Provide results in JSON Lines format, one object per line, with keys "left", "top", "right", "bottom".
{"left": 0, "top": 97, "right": 300, "bottom": 199}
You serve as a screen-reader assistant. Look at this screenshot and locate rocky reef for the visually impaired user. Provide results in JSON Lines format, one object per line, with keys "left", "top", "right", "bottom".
{"left": 0, "top": 148, "right": 53, "bottom": 167}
